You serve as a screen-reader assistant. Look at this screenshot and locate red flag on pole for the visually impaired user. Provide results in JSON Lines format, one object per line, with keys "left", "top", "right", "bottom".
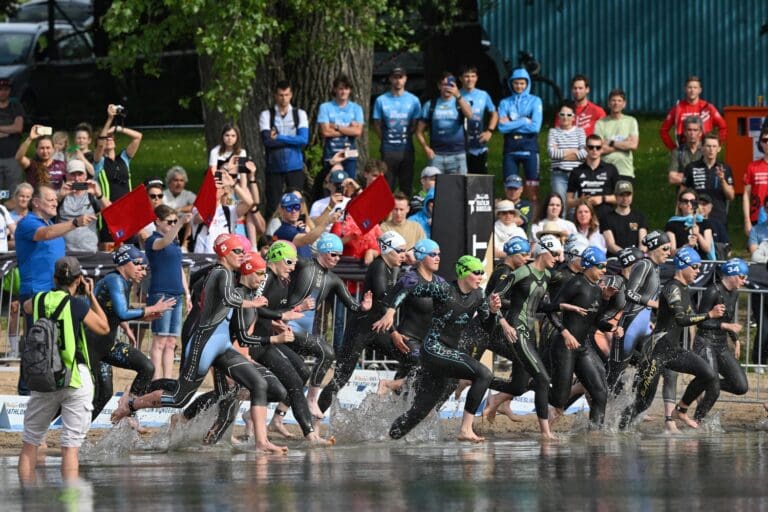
{"left": 345, "top": 175, "right": 395, "bottom": 234}
{"left": 100, "top": 184, "right": 156, "bottom": 245}
{"left": 194, "top": 169, "right": 218, "bottom": 226}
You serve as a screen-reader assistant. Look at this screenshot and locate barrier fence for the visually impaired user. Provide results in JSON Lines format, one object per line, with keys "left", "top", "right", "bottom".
{"left": 2, "top": 253, "right": 768, "bottom": 405}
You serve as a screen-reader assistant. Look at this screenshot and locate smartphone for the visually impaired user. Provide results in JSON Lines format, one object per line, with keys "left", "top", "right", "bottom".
{"left": 37, "top": 126, "right": 53, "bottom": 136}
{"left": 298, "top": 214, "right": 306, "bottom": 223}
{"left": 344, "top": 148, "right": 359, "bottom": 158}
{"left": 214, "top": 171, "right": 223, "bottom": 180}
{"left": 446, "top": 76, "right": 456, "bottom": 86}
{"left": 72, "top": 182, "right": 89, "bottom": 191}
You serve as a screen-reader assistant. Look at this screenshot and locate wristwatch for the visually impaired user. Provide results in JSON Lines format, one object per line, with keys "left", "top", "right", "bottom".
{"left": 72, "top": 217, "right": 79, "bottom": 227}
{"left": 608, "top": 140, "right": 615, "bottom": 148}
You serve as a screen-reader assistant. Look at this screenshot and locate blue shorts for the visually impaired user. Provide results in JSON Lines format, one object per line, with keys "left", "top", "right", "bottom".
{"left": 148, "top": 293, "right": 184, "bottom": 336}
{"left": 503, "top": 152, "right": 540, "bottom": 183}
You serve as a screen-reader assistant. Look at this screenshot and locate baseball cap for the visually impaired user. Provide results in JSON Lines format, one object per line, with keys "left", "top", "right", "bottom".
{"left": 280, "top": 193, "right": 301, "bottom": 209}
{"left": 504, "top": 174, "right": 523, "bottom": 189}
{"left": 697, "top": 192, "right": 713, "bottom": 204}
{"left": 496, "top": 200, "right": 520, "bottom": 214}
{"left": 421, "top": 166, "right": 441, "bottom": 179}
{"left": 390, "top": 67, "right": 406, "bottom": 77}
{"left": 614, "top": 180, "right": 633, "bottom": 195}
{"left": 54, "top": 256, "right": 82, "bottom": 281}
{"left": 0, "top": 78, "right": 11, "bottom": 88}
{"left": 330, "top": 170, "right": 349, "bottom": 184}
{"left": 66, "top": 159, "right": 86, "bottom": 174}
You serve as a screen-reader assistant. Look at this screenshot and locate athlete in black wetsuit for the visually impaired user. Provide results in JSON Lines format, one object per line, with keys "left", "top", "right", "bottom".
{"left": 619, "top": 247, "right": 724, "bottom": 432}
{"left": 684, "top": 258, "right": 748, "bottom": 422}
{"left": 380, "top": 254, "right": 501, "bottom": 442}
{"left": 87, "top": 245, "right": 176, "bottom": 420}
{"left": 111, "top": 234, "right": 289, "bottom": 453}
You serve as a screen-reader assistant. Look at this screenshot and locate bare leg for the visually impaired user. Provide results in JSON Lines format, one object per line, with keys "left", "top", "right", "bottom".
{"left": 673, "top": 401, "right": 699, "bottom": 429}
{"left": 306, "top": 386, "right": 324, "bottom": 418}
{"left": 457, "top": 411, "right": 485, "bottom": 443}
{"left": 149, "top": 336, "right": 165, "bottom": 381}
{"left": 664, "top": 402, "right": 680, "bottom": 433}
{"left": 538, "top": 417, "right": 557, "bottom": 441}
{"left": 251, "top": 405, "right": 288, "bottom": 454}
{"left": 162, "top": 336, "right": 177, "bottom": 379}
{"left": 18, "top": 443, "right": 38, "bottom": 482}
{"left": 267, "top": 407, "right": 295, "bottom": 438}
{"left": 61, "top": 447, "right": 79, "bottom": 481}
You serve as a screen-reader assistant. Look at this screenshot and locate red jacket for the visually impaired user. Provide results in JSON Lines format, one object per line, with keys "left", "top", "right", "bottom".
{"left": 659, "top": 99, "right": 727, "bottom": 150}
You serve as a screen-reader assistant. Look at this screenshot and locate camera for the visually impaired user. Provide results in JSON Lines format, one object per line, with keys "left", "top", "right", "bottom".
{"left": 334, "top": 184, "right": 344, "bottom": 194}
{"left": 237, "top": 157, "right": 253, "bottom": 173}
{"left": 0, "top": 190, "right": 9, "bottom": 200}
{"left": 76, "top": 280, "right": 87, "bottom": 296}
{"left": 71, "top": 182, "right": 89, "bottom": 191}
{"left": 115, "top": 105, "right": 126, "bottom": 116}
{"left": 214, "top": 171, "right": 223, "bottom": 181}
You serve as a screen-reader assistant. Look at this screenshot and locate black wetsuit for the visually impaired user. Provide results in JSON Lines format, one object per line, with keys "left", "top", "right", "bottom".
{"left": 689, "top": 281, "right": 748, "bottom": 419}
{"left": 547, "top": 273, "right": 611, "bottom": 425}
{"left": 619, "top": 279, "right": 717, "bottom": 428}
{"left": 318, "top": 256, "right": 403, "bottom": 414}
{"left": 87, "top": 271, "right": 155, "bottom": 419}
{"left": 389, "top": 280, "right": 496, "bottom": 439}
{"left": 539, "top": 264, "right": 578, "bottom": 370}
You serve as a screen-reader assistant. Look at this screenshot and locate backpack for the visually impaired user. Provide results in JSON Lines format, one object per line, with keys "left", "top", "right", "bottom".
{"left": 266, "top": 107, "right": 306, "bottom": 167}
{"left": 188, "top": 205, "right": 233, "bottom": 252}
{"left": 21, "top": 292, "right": 73, "bottom": 392}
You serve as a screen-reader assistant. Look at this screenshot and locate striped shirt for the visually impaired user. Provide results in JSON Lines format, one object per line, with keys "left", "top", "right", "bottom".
{"left": 547, "top": 127, "right": 586, "bottom": 173}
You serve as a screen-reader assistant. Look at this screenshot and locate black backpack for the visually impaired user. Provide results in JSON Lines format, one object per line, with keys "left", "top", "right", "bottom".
{"left": 21, "top": 292, "right": 73, "bottom": 392}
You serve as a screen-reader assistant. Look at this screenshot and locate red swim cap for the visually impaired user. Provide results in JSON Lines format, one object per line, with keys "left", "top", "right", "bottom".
{"left": 240, "top": 251, "right": 267, "bottom": 275}
{"left": 213, "top": 233, "right": 244, "bottom": 257}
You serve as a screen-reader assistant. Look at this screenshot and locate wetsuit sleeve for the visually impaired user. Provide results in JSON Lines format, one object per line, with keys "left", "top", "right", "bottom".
{"left": 391, "top": 281, "right": 445, "bottom": 308}
{"left": 211, "top": 267, "right": 245, "bottom": 307}
{"left": 257, "top": 307, "right": 283, "bottom": 320}
{"left": 330, "top": 272, "right": 363, "bottom": 311}
{"left": 697, "top": 284, "right": 723, "bottom": 331}
{"left": 625, "top": 260, "right": 655, "bottom": 306}
{"left": 495, "top": 265, "right": 526, "bottom": 298}
{"left": 233, "top": 302, "right": 270, "bottom": 346}
{"left": 545, "top": 276, "right": 581, "bottom": 332}
{"left": 664, "top": 283, "right": 708, "bottom": 327}
{"left": 368, "top": 260, "right": 391, "bottom": 301}
{"left": 106, "top": 274, "right": 144, "bottom": 321}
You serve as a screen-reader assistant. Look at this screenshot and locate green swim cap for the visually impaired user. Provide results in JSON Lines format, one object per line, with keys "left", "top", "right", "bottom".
{"left": 267, "top": 240, "right": 298, "bottom": 263}
{"left": 455, "top": 255, "right": 484, "bottom": 279}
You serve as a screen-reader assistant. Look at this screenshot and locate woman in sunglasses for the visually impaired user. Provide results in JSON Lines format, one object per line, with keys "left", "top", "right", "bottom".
{"left": 665, "top": 188, "right": 713, "bottom": 259}
{"left": 547, "top": 100, "right": 587, "bottom": 205}
{"left": 380, "top": 254, "right": 501, "bottom": 443}
{"left": 619, "top": 247, "right": 725, "bottom": 432}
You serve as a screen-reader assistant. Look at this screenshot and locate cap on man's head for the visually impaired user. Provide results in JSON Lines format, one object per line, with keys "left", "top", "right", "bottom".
{"left": 0, "top": 78, "right": 10, "bottom": 88}
{"left": 54, "top": 256, "right": 82, "bottom": 282}
{"left": 421, "top": 166, "right": 441, "bottom": 179}
{"left": 390, "top": 67, "right": 406, "bottom": 77}
{"left": 280, "top": 193, "right": 301, "bottom": 209}
{"left": 698, "top": 192, "right": 713, "bottom": 204}
{"left": 66, "top": 159, "right": 86, "bottom": 174}
{"left": 614, "top": 180, "right": 633, "bottom": 195}
{"left": 504, "top": 174, "right": 523, "bottom": 189}
{"left": 330, "top": 170, "right": 349, "bottom": 184}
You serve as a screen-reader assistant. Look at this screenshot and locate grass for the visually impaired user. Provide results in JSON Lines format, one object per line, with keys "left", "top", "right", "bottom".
{"left": 125, "top": 117, "right": 746, "bottom": 254}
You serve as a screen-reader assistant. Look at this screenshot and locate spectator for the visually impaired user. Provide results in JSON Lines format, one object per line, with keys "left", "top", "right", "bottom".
{"left": 530, "top": 193, "right": 576, "bottom": 240}
{"left": 265, "top": 189, "right": 311, "bottom": 236}
{"left": 317, "top": 74, "right": 365, "bottom": 180}
{"left": 665, "top": 189, "right": 713, "bottom": 259}
{"left": 208, "top": 123, "right": 246, "bottom": 170}
{"left": 459, "top": 65, "right": 498, "bottom": 174}
{"left": 594, "top": 88, "right": 639, "bottom": 181}
{"left": 0, "top": 190, "right": 14, "bottom": 252}
{"left": 18, "top": 256, "right": 108, "bottom": 482}
{"left": 416, "top": 72, "right": 474, "bottom": 175}
{"left": 163, "top": 166, "right": 196, "bottom": 213}
{"left": 145, "top": 204, "right": 192, "bottom": 379}
{"left": 372, "top": 67, "right": 421, "bottom": 195}
{"left": 0, "top": 77, "right": 24, "bottom": 192}
{"left": 344, "top": 160, "right": 388, "bottom": 199}
{"left": 503, "top": 174, "right": 532, "bottom": 231}
{"left": 73, "top": 122, "right": 94, "bottom": 162}
{"left": 9, "top": 182, "right": 32, "bottom": 223}
{"left": 274, "top": 192, "right": 341, "bottom": 259}
{"left": 678, "top": 133, "right": 734, "bottom": 225}
{"left": 309, "top": 168, "right": 351, "bottom": 222}
{"left": 16, "top": 125, "right": 66, "bottom": 190}
{"left": 573, "top": 199, "right": 606, "bottom": 251}
{"left": 555, "top": 74, "right": 606, "bottom": 136}
{"left": 410, "top": 187, "right": 435, "bottom": 238}
{"left": 380, "top": 191, "right": 427, "bottom": 248}
{"left": 659, "top": 75, "right": 727, "bottom": 150}
{"left": 697, "top": 193, "right": 730, "bottom": 259}
{"left": 57, "top": 160, "right": 109, "bottom": 252}
{"left": 547, "top": 100, "right": 586, "bottom": 205}
{"left": 493, "top": 200, "right": 526, "bottom": 257}
{"left": 418, "top": 165, "right": 440, "bottom": 195}
{"left": 749, "top": 198, "right": 768, "bottom": 262}
{"left": 743, "top": 126, "right": 768, "bottom": 236}
{"left": 600, "top": 180, "right": 648, "bottom": 257}
{"left": 497, "top": 67, "right": 543, "bottom": 207}
{"left": 93, "top": 104, "right": 143, "bottom": 249}
{"left": 331, "top": 211, "right": 382, "bottom": 266}
{"left": 51, "top": 131, "right": 68, "bottom": 162}
{"left": 190, "top": 171, "right": 253, "bottom": 253}
{"left": 566, "top": 133, "right": 620, "bottom": 221}
{"left": 139, "top": 178, "right": 166, "bottom": 242}
{"left": 260, "top": 80, "right": 309, "bottom": 216}
{"left": 667, "top": 116, "right": 704, "bottom": 181}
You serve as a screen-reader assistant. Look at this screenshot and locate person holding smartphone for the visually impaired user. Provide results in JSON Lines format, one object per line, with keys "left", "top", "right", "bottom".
{"left": 57, "top": 159, "right": 109, "bottom": 252}
{"left": 16, "top": 125, "right": 67, "bottom": 191}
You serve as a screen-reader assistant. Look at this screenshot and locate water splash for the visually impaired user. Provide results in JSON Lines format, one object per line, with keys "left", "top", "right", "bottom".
{"left": 603, "top": 367, "right": 639, "bottom": 433}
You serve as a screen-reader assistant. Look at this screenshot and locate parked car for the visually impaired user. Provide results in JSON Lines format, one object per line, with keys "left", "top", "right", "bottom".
{"left": 8, "top": 0, "right": 94, "bottom": 29}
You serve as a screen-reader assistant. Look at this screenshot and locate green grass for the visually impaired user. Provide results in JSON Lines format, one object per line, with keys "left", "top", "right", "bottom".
{"left": 126, "top": 119, "right": 746, "bottom": 254}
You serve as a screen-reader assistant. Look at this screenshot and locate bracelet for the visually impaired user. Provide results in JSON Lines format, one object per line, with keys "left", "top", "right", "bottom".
{"left": 248, "top": 180, "right": 257, "bottom": 184}
{"left": 249, "top": 204, "right": 260, "bottom": 213}
{"left": 96, "top": 193, "right": 103, "bottom": 200}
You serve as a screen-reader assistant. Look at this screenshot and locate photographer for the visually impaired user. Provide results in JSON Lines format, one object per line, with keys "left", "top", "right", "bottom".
{"left": 58, "top": 160, "right": 109, "bottom": 252}
{"left": 18, "top": 256, "right": 109, "bottom": 482}
{"left": 309, "top": 165, "right": 350, "bottom": 221}
{"left": 275, "top": 192, "right": 341, "bottom": 260}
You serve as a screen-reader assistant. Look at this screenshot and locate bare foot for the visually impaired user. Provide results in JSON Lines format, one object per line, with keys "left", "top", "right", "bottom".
{"left": 126, "top": 416, "right": 150, "bottom": 434}
{"left": 308, "top": 403, "right": 325, "bottom": 420}
{"left": 111, "top": 392, "right": 132, "bottom": 423}
{"left": 255, "top": 440, "right": 288, "bottom": 454}
{"left": 306, "top": 432, "right": 336, "bottom": 447}
{"left": 540, "top": 432, "right": 559, "bottom": 442}
{"left": 674, "top": 409, "right": 699, "bottom": 429}
{"left": 268, "top": 418, "right": 295, "bottom": 438}
{"left": 170, "top": 412, "right": 188, "bottom": 431}
{"left": 482, "top": 394, "right": 499, "bottom": 423}
{"left": 457, "top": 430, "right": 485, "bottom": 443}
{"left": 664, "top": 419, "right": 680, "bottom": 434}
{"left": 496, "top": 402, "right": 522, "bottom": 422}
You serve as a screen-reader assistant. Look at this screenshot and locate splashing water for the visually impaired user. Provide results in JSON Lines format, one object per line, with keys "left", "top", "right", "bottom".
{"left": 603, "top": 367, "right": 639, "bottom": 433}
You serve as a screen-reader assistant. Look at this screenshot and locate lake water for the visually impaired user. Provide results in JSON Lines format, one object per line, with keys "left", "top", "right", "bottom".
{"left": 2, "top": 428, "right": 768, "bottom": 511}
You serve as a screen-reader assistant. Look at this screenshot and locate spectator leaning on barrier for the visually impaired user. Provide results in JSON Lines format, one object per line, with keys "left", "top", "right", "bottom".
{"left": 0, "top": 77, "right": 24, "bottom": 192}
{"left": 416, "top": 72, "right": 474, "bottom": 175}
{"left": 743, "top": 126, "right": 768, "bottom": 237}
{"left": 697, "top": 193, "right": 730, "bottom": 259}
{"left": 260, "top": 80, "right": 309, "bottom": 216}
{"left": 530, "top": 193, "right": 576, "bottom": 241}
{"left": 380, "top": 191, "right": 426, "bottom": 249}
{"left": 16, "top": 125, "right": 66, "bottom": 191}
{"left": 18, "top": 256, "right": 109, "bottom": 482}
{"left": 667, "top": 116, "right": 704, "bottom": 182}
{"left": 573, "top": 199, "right": 606, "bottom": 252}
{"left": 600, "top": 180, "right": 647, "bottom": 257}
{"left": 309, "top": 168, "right": 351, "bottom": 223}
{"left": 677, "top": 133, "right": 734, "bottom": 226}
{"left": 594, "top": 88, "right": 639, "bottom": 181}
{"left": 659, "top": 75, "right": 727, "bottom": 151}
{"left": 57, "top": 159, "right": 109, "bottom": 253}
{"left": 665, "top": 188, "right": 713, "bottom": 260}
{"left": 555, "top": 74, "right": 606, "bottom": 136}
{"left": 459, "top": 64, "right": 498, "bottom": 174}
{"left": 373, "top": 67, "right": 421, "bottom": 196}
{"left": 566, "top": 133, "right": 619, "bottom": 221}
{"left": 410, "top": 186, "right": 435, "bottom": 239}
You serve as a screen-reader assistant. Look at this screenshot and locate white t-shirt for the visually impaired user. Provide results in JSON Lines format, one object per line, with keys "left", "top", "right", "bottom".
{"left": 192, "top": 204, "right": 238, "bottom": 253}
{"left": 494, "top": 220, "right": 526, "bottom": 251}
{"left": 309, "top": 196, "right": 350, "bottom": 219}
{"left": 530, "top": 218, "right": 577, "bottom": 240}
{"left": 0, "top": 205, "right": 15, "bottom": 252}
{"left": 208, "top": 146, "right": 247, "bottom": 168}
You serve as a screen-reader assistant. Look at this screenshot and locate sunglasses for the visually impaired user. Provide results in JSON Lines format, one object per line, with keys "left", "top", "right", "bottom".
{"left": 149, "top": 193, "right": 164, "bottom": 199}
{"left": 661, "top": 245, "right": 672, "bottom": 252}
{"left": 231, "top": 248, "right": 245, "bottom": 255}
{"left": 679, "top": 198, "right": 696, "bottom": 204}
{"left": 761, "top": 138, "right": 768, "bottom": 144}
{"left": 587, "top": 144, "right": 602, "bottom": 150}
{"left": 165, "top": 219, "right": 178, "bottom": 225}
{"left": 471, "top": 270, "right": 484, "bottom": 276}
{"left": 284, "top": 204, "right": 301, "bottom": 213}
{"left": 689, "top": 264, "right": 701, "bottom": 270}
{"left": 254, "top": 270, "right": 267, "bottom": 277}
{"left": 328, "top": 252, "right": 341, "bottom": 258}
{"left": 595, "top": 263, "right": 607, "bottom": 270}
{"left": 558, "top": 112, "right": 575, "bottom": 118}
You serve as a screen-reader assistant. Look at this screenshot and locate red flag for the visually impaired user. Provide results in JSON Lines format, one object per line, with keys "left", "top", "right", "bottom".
{"left": 194, "top": 169, "right": 218, "bottom": 227}
{"left": 101, "top": 184, "right": 156, "bottom": 244}
{"left": 345, "top": 175, "right": 395, "bottom": 234}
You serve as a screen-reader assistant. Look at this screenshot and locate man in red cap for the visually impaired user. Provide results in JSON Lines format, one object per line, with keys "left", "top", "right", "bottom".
{"left": 112, "top": 234, "right": 289, "bottom": 453}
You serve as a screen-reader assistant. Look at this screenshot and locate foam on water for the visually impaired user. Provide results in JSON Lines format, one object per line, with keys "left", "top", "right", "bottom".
{"left": 603, "top": 367, "right": 640, "bottom": 433}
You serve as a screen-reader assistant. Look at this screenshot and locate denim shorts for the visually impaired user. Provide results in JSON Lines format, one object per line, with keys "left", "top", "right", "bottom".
{"left": 147, "top": 293, "right": 184, "bottom": 336}
{"left": 430, "top": 152, "right": 467, "bottom": 175}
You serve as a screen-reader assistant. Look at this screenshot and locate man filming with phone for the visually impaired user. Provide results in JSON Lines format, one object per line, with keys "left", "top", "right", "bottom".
{"left": 275, "top": 192, "right": 341, "bottom": 260}
{"left": 57, "top": 160, "right": 110, "bottom": 252}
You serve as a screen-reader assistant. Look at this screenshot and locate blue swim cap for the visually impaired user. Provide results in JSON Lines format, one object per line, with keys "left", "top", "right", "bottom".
{"left": 113, "top": 244, "right": 145, "bottom": 266}
{"left": 580, "top": 246, "right": 607, "bottom": 269}
{"left": 316, "top": 233, "right": 343, "bottom": 254}
{"left": 503, "top": 236, "right": 530, "bottom": 256}
{"left": 720, "top": 258, "right": 748, "bottom": 277}
{"left": 674, "top": 247, "right": 702, "bottom": 269}
{"left": 414, "top": 239, "right": 440, "bottom": 261}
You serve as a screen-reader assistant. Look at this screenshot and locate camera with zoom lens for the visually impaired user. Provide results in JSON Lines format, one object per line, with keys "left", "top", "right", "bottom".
{"left": 115, "top": 105, "right": 126, "bottom": 116}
